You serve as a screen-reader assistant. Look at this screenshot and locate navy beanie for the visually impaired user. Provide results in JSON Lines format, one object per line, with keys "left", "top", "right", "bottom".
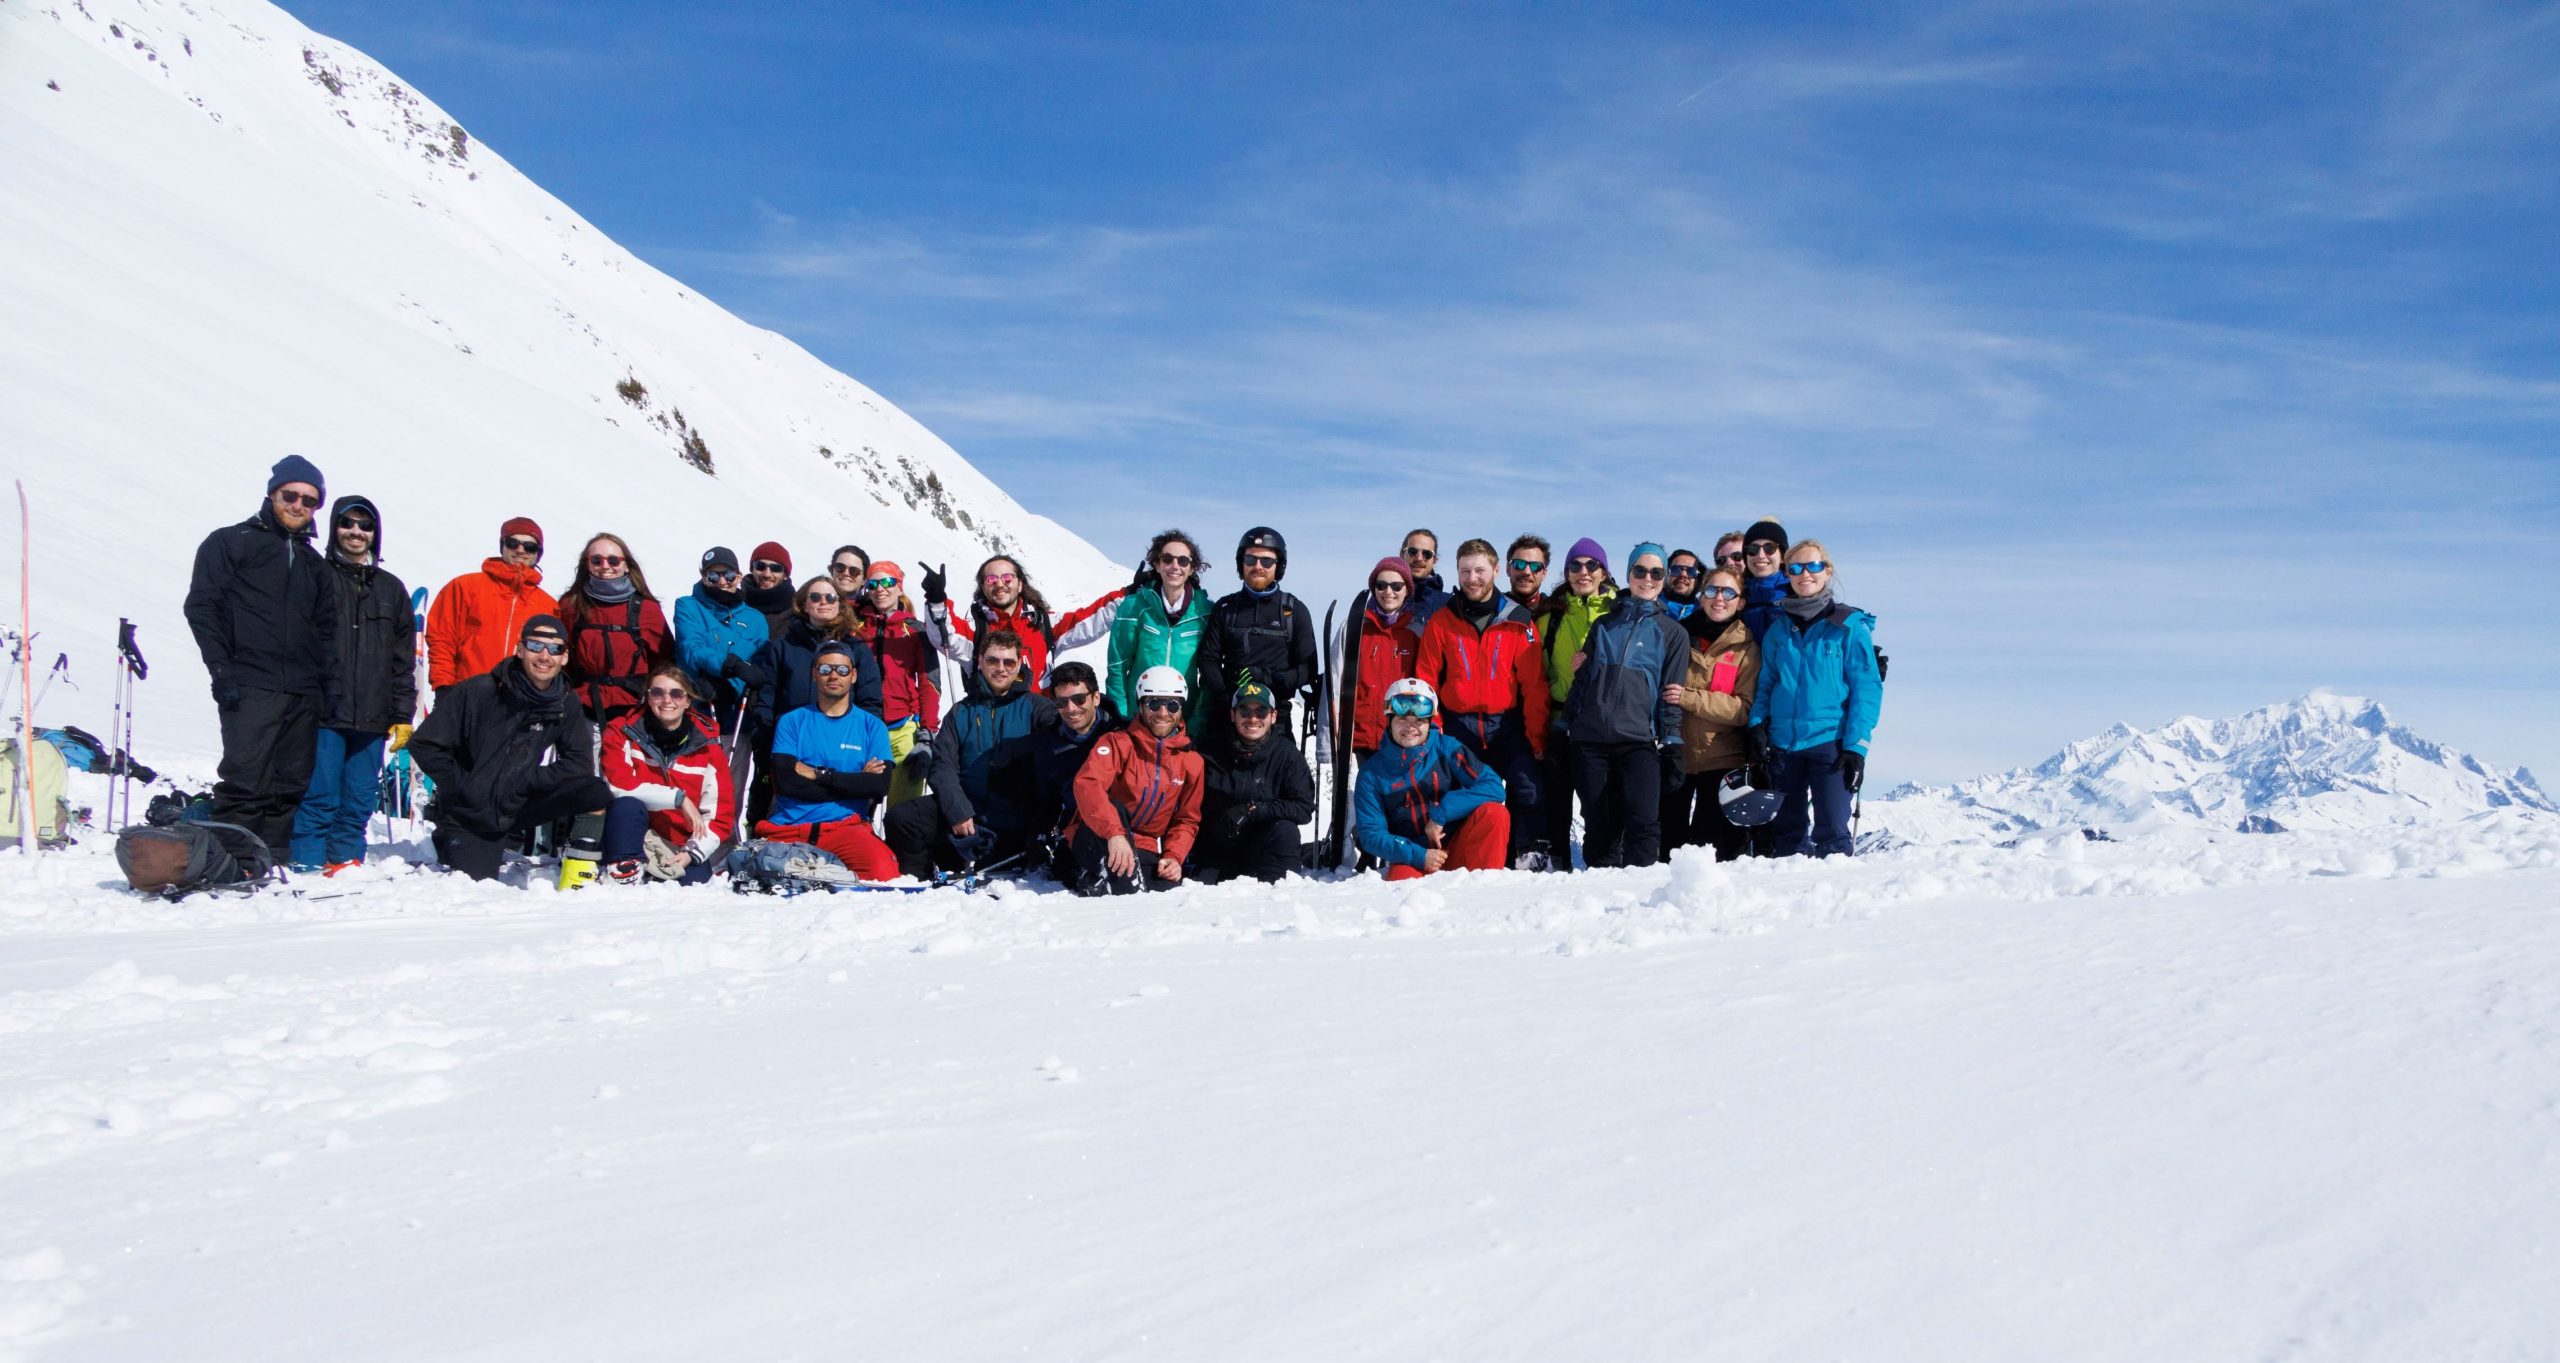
{"left": 267, "top": 454, "right": 325, "bottom": 500}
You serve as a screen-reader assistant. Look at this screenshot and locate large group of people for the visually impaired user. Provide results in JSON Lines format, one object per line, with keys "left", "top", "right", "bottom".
{"left": 182, "top": 456, "right": 1882, "bottom": 894}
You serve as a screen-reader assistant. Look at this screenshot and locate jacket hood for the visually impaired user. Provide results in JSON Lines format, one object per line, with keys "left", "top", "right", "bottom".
{"left": 482, "top": 556, "right": 544, "bottom": 589}
{"left": 325, "top": 495, "right": 383, "bottom": 563}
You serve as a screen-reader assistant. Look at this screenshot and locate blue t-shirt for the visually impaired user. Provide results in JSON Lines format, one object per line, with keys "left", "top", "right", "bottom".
{"left": 768, "top": 702, "right": 894, "bottom": 825}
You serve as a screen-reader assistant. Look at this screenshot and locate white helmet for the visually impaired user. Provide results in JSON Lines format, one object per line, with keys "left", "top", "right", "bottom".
{"left": 1383, "top": 676, "right": 1438, "bottom": 715}
{"left": 1136, "top": 665, "right": 1189, "bottom": 703}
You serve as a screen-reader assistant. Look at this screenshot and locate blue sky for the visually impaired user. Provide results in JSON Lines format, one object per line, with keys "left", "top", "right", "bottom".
{"left": 295, "top": 0, "right": 2560, "bottom": 785}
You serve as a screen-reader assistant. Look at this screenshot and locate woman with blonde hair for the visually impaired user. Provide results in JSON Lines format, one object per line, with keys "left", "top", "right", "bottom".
{"left": 1747, "top": 539, "right": 1881, "bottom": 857}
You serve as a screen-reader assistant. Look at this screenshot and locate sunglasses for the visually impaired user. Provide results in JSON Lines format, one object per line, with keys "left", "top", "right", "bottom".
{"left": 1234, "top": 704, "right": 1274, "bottom": 721}
{"left": 1053, "top": 690, "right": 1096, "bottom": 708}
{"left": 1386, "top": 695, "right": 1438, "bottom": 719}
{"left": 981, "top": 654, "right": 1023, "bottom": 669}
{"left": 703, "top": 568, "right": 740, "bottom": 584}
{"left": 586, "top": 553, "right": 625, "bottom": 569}
{"left": 982, "top": 571, "right": 1019, "bottom": 586}
{"left": 1666, "top": 564, "right": 1702, "bottom": 578}
{"left": 1140, "top": 697, "right": 1184, "bottom": 714}
{"left": 1240, "top": 554, "right": 1279, "bottom": 569}
{"left": 814, "top": 662, "right": 856, "bottom": 678}
{"left": 1370, "top": 579, "right": 1407, "bottom": 594}
{"left": 335, "top": 516, "right": 375, "bottom": 532}
{"left": 751, "top": 560, "right": 789, "bottom": 574}
{"left": 1566, "top": 557, "right": 1603, "bottom": 573}
{"left": 503, "top": 536, "right": 542, "bottom": 554}
{"left": 805, "top": 592, "right": 839, "bottom": 605}
{"left": 1404, "top": 547, "right": 1436, "bottom": 560}
{"left": 1716, "top": 552, "right": 1746, "bottom": 565}
{"left": 1784, "top": 560, "right": 1831, "bottom": 576}
{"left": 1700, "top": 585, "right": 1740, "bottom": 601}
{"left": 645, "top": 686, "right": 691, "bottom": 701}
{"left": 830, "top": 562, "right": 864, "bottom": 575}
{"left": 1156, "top": 553, "right": 1194, "bottom": 568}
{"left": 1629, "top": 565, "right": 1667, "bottom": 581}
{"left": 520, "top": 639, "right": 567, "bottom": 656}
{"left": 1746, "top": 541, "right": 1783, "bottom": 556}
{"left": 276, "top": 489, "right": 323, "bottom": 509}
{"left": 1508, "top": 559, "right": 1546, "bottom": 574}
{"left": 863, "top": 577, "right": 899, "bottom": 592}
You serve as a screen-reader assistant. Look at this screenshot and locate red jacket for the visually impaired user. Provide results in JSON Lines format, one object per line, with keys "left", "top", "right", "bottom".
{"left": 930, "top": 589, "right": 1126, "bottom": 684}
{"left": 560, "top": 594, "right": 671, "bottom": 724}
{"left": 1346, "top": 601, "right": 1424, "bottom": 753}
{"left": 426, "top": 559, "right": 556, "bottom": 690}
{"left": 851, "top": 600, "right": 942, "bottom": 730}
{"left": 1415, "top": 596, "right": 1551, "bottom": 757}
{"left": 600, "top": 710, "right": 737, "bottom": 855}
{"left": 1073, "top": 720, "right": 1205, "bottom": 861}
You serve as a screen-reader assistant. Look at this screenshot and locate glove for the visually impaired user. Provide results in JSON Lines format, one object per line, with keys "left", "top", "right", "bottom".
{"left": 1836, "top": 749, "right": 1865, "bottom": 794}
{"left": 1130, "top": 563, "right": 1156, "bottom": 592}
{"left": 904, "top": 734, "right": 936, "bottom": 772}
{"left": 387, "top": 723, "right": 413, "bottom": 753}
{"left": 720, "top": 655, "right": 746, "bottom": 680}
{"left": 1748, "top": 724, "right": 1775, "bottom": 769}
{"left": 1660, "top": 746, "right": 1684, "bottom": 788}
{"left": 921, "top": 563, "right": 948, "bottom": 608}
{"left": 211, "top": 675, "right": 243, "bottom": 707}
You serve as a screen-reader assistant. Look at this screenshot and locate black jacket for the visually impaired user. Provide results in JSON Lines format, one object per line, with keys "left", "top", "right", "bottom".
{"left": 1029, "top": 699, "right": 1124, "bottom": 835}
{"left": 317, "top": 496, "right": 418, "bottom": 732}
{"left": 410, "top": 658, "right": 596, "bottom": 836}
{"left": 1202, "top": 728, "right": 1317, "bottom": 837}
{"left": 751, "top": 619, "right": 884, "bottom": 731}
{"left": 926, "top": 678, "right": 1057, "bottom": 833}
{"left": 184, "top": 502, "right": 339, "bottom": 699}
{"left": 1196, "top": 588, "right": 1318, "bottom": 719}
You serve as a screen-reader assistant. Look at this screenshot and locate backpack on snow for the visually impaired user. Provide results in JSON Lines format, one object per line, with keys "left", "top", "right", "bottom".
{"left": 114, "top": 820, "right": 278, "bottom": 899}
{"left": 725, "top": 838, "right": 860, "bottom": 895}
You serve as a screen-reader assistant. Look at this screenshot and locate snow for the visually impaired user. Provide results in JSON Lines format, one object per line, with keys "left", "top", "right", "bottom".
{"left": 3, "top": 795, "right": 2558, "bottom": 1358}
{"left": 0, "top": 0, "right": 1121, "bottom": 771}
{"left": 1869, "top": 691, "right": 2554, "bottom": 844}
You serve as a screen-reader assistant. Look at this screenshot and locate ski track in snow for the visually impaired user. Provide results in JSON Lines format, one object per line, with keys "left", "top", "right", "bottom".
{"left": 3, "top": 813, "right": 2556, "bottom": 1358}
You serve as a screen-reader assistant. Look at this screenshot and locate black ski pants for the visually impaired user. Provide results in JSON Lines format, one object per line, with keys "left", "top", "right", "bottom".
{"left": 1445, "top": 710, "right": 1545, "bottom": 861}
{"left": 883, "top": 792, "right": 1026, "bottom": 880}
{"left": 214, "top": 687, "right": 321, "bottom": 855}
{"left": 432, "top": 770, "right": 612, "bottom": 881}
{"left": 1767, "top": 742, "right": 1855, "bottom": 858}
{"left": 1190, "top": 817, "right": 1302, "bottom": 885}
{"left": 1670, "top": 765, "right": 1758, "bottom": 862}
{"left": 1573, "top": 739, "right": 1664, "bottom": 870}
{"left": 1070, "top": 826, "right": 1184, "bottom": 896}
{"left": 1543, "top": 729, "right": 1585, "bottom": 869}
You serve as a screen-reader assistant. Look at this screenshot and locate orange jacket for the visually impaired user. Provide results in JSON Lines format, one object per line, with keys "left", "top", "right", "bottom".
{"left": 426, "top": 558, "right": 556, "bottom": 690}
{"left": 1073, "top": 720, "right": 1205, "bottom": 861}
{"left": 1415, "top": 596, "right": 1551, "bottom": 757}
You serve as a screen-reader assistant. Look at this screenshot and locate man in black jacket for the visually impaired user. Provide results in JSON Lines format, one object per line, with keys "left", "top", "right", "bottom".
{"left": 409, "top": 615, "right": 610, "bottom": 881}
{"left": 1193, "top": 679, "right": 1316, "bottom": 884}
{"left": 183, "top": 455, "right": 340, "bottom": 855}
{"left": 286, "top": 495, "right": 417, "bottom": 873}
{"left": 883, "top": 629, "right": 1056, "bottom": 878}
{"left": 1028, "top": 661, "right": 1120, "bottom": 880}
{"left": 1195, "top": 526, "right": 1319, "bottom": 740}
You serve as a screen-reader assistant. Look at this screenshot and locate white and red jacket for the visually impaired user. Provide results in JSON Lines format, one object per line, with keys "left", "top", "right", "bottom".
{"left": 920, "top": 589, "right": 1127, "bottom": 685}
{"left": 600, "top": 710, "right": 737, "bottom": 859}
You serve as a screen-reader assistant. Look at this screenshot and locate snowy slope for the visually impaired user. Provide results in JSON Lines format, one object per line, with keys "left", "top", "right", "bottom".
{"left": 1868, "top": 690, "right": 2554, "bottom": 842}
{"left": 0, "top": 0, "right": 1118, "bottom": 759}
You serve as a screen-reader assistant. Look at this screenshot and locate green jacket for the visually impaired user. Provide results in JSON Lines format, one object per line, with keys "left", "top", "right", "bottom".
{"left": 1107, "top": 584, "right": 1212, "bottom": 729}
{"left": 1542, "top": 587, "right": 1617, "bottom": 704}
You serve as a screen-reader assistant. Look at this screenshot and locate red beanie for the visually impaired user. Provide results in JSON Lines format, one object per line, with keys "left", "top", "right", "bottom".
{"left": 499, "top": 516, "right": 543, "bottom": 548}
{"left": 751, "top": 541, "right": 792, "bottom": 572}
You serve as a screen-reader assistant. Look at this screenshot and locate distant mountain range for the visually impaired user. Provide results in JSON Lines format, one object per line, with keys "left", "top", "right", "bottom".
{"left": 1867, "top": 693, "right": 2553, "bottom": 843}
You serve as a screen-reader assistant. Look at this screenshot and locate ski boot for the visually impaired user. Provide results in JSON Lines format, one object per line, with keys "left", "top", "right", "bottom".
{"left": 555, "top": 811, "right": 607, "bottom": 891}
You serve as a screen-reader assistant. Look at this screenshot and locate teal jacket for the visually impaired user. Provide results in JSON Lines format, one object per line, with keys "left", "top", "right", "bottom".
{"left": 1107, "top": 584, "right": 1211, "bottom": 730}
{"left": 1749, "top": 603, "right": 1882, "bottom": 755}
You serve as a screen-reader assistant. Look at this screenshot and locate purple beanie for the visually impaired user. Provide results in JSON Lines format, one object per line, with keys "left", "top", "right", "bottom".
{"left": 1566, "top": 537, "right": 1609, "bottom": 573}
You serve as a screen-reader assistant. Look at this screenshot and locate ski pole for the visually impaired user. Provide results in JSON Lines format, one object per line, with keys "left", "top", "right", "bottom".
{"left": 15, "top": 480, "right": 35, "bottom": 857}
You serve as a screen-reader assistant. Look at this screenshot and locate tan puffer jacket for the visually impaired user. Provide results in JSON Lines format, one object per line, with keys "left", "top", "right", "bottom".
{"left": 1677, "top": 615, "right": 1761, "bottom": 774}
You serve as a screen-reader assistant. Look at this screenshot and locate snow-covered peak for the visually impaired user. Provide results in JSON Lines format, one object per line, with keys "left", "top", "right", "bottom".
{"left": 1871, "top": 694, "right": 2553, "bottom": 843}
{"left": 2, "top": 0, "right": 1118, "bottom": 759}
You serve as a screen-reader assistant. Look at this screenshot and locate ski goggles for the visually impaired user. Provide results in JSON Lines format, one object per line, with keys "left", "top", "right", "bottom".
{"left": 1784, "top": 560, "right": 1831, "bottom": 577}
{"left": 1385, "top": 694, "right": 1438, "bottom": 719}
{"left": 814, "top": 662, "right": 856, "bottom": 677}
{"left": 1699, "top": 585, "right": 1741, "bottom": 601}
{"left": 863, "top": 577, "right": 900, "bottom": 592}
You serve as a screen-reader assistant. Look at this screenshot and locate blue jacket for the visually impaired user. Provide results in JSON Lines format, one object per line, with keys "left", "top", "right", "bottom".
{"left": 927, "top": 679, "right": 1057, "bottom": 833}
{"left": 1749, "top": 603, "right": 1882, "bottom": 755}
{"left": 768, "top": 703, "right": 895, "bottom": 824}
{"left": 1740, "top": 573, "right": 1789, "bottom": 641}
{"left": 673, "top": 586, "right": 768, "bottom": 701}
{"left": 1353, "top": 730, "right": 1505, "bottom": 870}
{"left": 1562, "top": 595, "right": 1686, "bottom": 747}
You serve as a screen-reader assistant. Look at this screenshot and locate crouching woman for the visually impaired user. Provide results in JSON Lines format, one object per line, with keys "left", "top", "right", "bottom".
{"left": 597, "top": 664, "right": 737, "bottom": 884}
{"left": 1353, "top": 678, "right": 1510, "bottom": 881}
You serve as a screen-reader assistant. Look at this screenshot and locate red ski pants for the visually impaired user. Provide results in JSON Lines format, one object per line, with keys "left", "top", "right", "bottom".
{"left": 753, "top": 817, "right": 900, "bottom": 882}
{"left": 1383, "top": 803, "right": 1511, "bottom": 881}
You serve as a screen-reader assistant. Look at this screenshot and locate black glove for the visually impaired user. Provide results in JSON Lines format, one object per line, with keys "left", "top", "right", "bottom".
{"left": 1130, "top": 562, "right": 1156, "bottom": 592}
{"left": 720, "top": 655, "right": 746, "bottom": 680}
{"left": 210, "top": 674, "right": 242, "bottom": 707}
{"left": 904, "top": 734, "right": 936, "bottom": 772}
{"left": 1836, "top": 749, "right": 1865, "bottom": 794}
{"left": 921, "top": 563, "right": 948, "bottom": 608}
{"left": 1748, "top": 724, "right": 1775, "bottom": 769}
{"left": 1660, "top": 746, "right": 1685, "bottom": 789}
{"left": 1223, "top": 803, "right": 1258, "bottom": 841}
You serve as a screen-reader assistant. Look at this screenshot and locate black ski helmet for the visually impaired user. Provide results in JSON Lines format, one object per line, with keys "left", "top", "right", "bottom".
{"left": 1236, "top": 526, "right": 1288, "bottom": 581}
